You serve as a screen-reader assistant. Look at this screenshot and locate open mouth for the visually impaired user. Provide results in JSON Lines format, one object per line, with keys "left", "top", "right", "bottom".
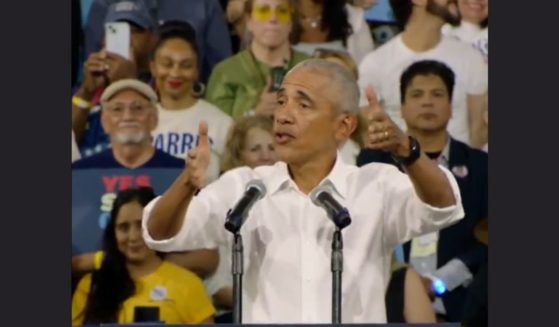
{"left": 167, "top": 80, "right": 184, "bottom": 89}
{"left": 274, "top": 132, "right": 295, "bottom": 145}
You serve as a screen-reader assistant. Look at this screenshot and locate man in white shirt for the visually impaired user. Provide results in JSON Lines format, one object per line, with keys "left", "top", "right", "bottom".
{"left": 358, "top": 0, "right": 488, "bottom": 148}
{"left": 142, "top": 59, "right": 464, "bottom": 323}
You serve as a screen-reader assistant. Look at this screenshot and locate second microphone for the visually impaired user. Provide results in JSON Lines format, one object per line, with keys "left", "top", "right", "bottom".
{"left": 224, "top": 179, "right": 267, "bottom": 233}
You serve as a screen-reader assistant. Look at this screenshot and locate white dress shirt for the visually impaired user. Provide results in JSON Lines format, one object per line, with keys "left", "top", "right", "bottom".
{"left": 142, "top": 154, "right": 464, "bottom": 323}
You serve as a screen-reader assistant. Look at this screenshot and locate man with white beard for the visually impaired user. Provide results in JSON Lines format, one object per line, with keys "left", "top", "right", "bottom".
{"left": 71, "top": 79, "right": 219, "bottom": 292}
{"left": 72, "top": 79, "right": 184, "bottom": 170}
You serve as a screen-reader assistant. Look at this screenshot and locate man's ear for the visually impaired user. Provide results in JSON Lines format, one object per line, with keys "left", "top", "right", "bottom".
{"left": 335, "top": 113, "right": 358, "bottom": 144}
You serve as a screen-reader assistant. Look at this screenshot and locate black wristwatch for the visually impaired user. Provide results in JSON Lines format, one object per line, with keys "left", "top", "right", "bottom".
{"left": 392, "top": 136, "right": 421, "bottom": 167}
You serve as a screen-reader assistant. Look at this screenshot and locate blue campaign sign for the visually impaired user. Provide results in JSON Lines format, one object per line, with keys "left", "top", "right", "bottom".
{"left": 72, "top": 168, "right": 182, "bottom": 255}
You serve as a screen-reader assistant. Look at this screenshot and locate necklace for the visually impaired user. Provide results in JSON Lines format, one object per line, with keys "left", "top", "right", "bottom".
{"left": 301, "top": 15, "right": 321, "bottom": 29}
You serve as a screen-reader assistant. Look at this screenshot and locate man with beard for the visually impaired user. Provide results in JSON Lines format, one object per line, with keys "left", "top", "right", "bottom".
{"left": 72, "top": 0, "right": 158, "bottom": 157}
{"left": 72, "top": 79, "right": 184, "bottom": 170}
{"left": 357, "top": 0, "right": 488, "bottom": 149}
{"left": 72, "top": 79, "right": 220, "bottom": 293}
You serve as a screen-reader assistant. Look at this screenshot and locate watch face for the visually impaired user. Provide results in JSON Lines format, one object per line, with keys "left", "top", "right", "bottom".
{"left": 410, "top": 137, "right": 419, "bottom": 151}
{"left": 392, "top": 137, "right": 421, "bottom": 166}
{"left": 403, "top": 136, "right": 420, "bottom": 166}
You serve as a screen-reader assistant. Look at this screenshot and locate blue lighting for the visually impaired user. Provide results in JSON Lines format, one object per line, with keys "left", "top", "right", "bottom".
{"left": 432, "top": 279, "right": 447, "bottom": 296}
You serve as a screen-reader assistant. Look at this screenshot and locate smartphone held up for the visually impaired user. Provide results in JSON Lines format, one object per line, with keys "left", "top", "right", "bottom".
{"left": 105, "top": 22, "right": 131, "bottom": 60}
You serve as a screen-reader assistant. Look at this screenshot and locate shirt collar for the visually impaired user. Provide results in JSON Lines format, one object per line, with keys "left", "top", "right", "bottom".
{"left": 439, "top": 137, "right": 451, "bottom": 168}
{"left": 266, "top": 161, "right": 292, "bottom": 195}
{"left": 266, "top": 152, "right": 351, "bottom": 199}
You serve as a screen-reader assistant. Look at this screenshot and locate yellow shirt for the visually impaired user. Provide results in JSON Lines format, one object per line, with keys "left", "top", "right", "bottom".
{"left": 72, "top": 261, "right": 215, "bottom": 325}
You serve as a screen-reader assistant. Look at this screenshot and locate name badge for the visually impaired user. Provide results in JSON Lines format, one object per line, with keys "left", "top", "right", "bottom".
{"left": 150, "top": 286, "right": 168, "bottom": 301}
{"left": 452, "top": 165, "right": 469, "bottom": 178}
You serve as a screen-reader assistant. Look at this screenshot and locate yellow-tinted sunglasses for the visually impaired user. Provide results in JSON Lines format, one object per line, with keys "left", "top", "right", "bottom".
{"left": 252, "top": 4, "right": 293, "bottom": 24}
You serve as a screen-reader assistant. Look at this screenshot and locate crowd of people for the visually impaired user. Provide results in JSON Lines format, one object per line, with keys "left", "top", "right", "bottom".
{"left": 71, "top": 0, "right": 488, "bottom": 326}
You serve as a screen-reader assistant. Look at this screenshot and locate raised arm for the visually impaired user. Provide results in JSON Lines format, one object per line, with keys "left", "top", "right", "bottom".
{"left": 146, "top": 121, "right": 211, "bottom": 240}
{"left": 363, "top": 86, "right": 456, "bottom": 208}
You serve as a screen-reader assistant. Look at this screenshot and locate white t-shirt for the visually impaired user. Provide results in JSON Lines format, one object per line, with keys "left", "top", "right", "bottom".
{"left": 293, "top": 4, "right": 375, "bottom": 65}
{"left": 152, "top": 99, "right": 234, "bottom": 182}
{"left": 442, "top": 22, "right": 488, "bottom": 63}
{"left": 345, "top": 4, "right": 375, "bottom": 64}
{"left": 358, "top": 34, "right": 488, "bottom": 145}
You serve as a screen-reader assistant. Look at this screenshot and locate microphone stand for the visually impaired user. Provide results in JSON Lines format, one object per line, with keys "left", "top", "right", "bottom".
{"left": 232, "top": 232, "right": 243, "bottom": 324}
{"left": 332, "top": 227, "right": 343, "bottom": 324}
{"left": 225, "top": 209, "right": 246, "bottom": 324}
{"left": 223, "top": 180, "right": 266, "bottom": 324}
{"left": 330, "top": 208, "right": 351, "bottom": 324}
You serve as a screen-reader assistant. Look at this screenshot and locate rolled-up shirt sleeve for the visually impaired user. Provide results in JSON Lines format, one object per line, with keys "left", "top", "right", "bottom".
{"left": 142, "top": 168, "right": 251, "bottom": 252}
{"left": 382, "top": 165, "right": 465, "bottom": 248}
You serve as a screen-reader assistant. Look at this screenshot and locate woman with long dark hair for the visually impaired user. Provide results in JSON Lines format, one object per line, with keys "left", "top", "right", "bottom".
{"left": 72, "top": 187, "right": 215, "bottom": 325}
{"left": 292, "top": 0, "right": 375, "bottom": 64}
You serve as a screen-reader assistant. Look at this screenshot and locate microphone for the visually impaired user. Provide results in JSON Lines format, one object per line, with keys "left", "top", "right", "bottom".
{"left": 225, "top": 179, "right": 267, "bottom": 233}
{"left": 310, "top": 186, "right": 352, "bottom": 229}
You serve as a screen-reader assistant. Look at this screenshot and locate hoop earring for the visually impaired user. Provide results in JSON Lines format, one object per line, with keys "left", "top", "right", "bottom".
{"left": 192, "top": 81, "right": 205, "bottom": 98}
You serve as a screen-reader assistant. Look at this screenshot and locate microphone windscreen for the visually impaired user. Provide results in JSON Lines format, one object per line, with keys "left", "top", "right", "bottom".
{"left": 246, "top": 179, "right": 267, "bottom": 199}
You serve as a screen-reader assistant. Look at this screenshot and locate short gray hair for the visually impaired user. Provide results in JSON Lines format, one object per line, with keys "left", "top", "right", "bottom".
{"left": 285, "top": 58, "right": 360, "bottom": 115}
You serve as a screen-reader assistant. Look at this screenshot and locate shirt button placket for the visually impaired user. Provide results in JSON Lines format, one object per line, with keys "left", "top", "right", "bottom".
{"left": 301, "top": 197, "right": 313, "bottom": 322}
